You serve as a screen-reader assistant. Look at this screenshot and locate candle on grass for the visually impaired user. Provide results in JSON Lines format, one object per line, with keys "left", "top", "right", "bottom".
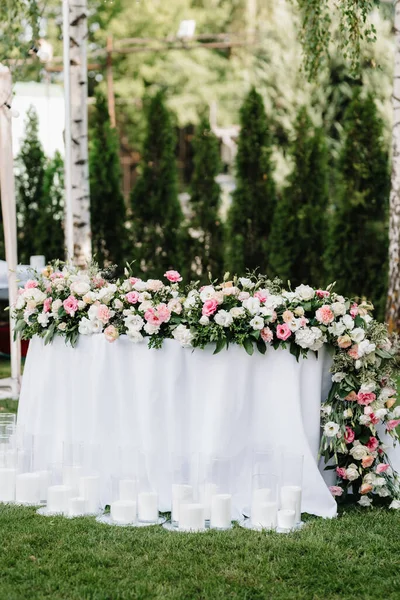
{"left": 80, "top": 475, "right": 100, "bottom": 514}
{"left": 210, "top": 494, "right": 231, "bottom": 529}
{"left": 171, "top": 484, "right": 193, "bottom": 522}
{"left": 179, "top": 503, "right": 205, "bottom": 532}
{"left": 252, "top": 501, "right": 277, "bottom": 529}
{"left": 46, "top": 485, "right": 72, "bottom": 513}
{"left": 277, "top": 508, "right": 296, "bottom": 531}
{"left": 111, "top": 500, "right": 137, "bottom": 524}
{"left": 280, "top": 485, "right": 302, "bottom": 523}
{"left": 69, "top": 497, "right": 87, "bottom": 517}
{"left": 0, "top": 467, "right": 16, "bottom": 502}
{"left": 138, "top": 491, "right": 158, "bottom": 522}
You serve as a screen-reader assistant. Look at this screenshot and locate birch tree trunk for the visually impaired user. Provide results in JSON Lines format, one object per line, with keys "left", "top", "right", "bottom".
{"left": 65, "top": 0, "right": 91, "bottom": 266}
{"left": 387, "top": 0, "right": 400, "bottom": 332}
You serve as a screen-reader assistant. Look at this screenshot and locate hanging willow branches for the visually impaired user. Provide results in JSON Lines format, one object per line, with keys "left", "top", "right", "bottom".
{"left": 296, "top": 0, "right": 381, "bottom": 79}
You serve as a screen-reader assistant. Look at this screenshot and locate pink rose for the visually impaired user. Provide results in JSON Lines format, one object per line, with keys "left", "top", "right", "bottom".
{"left": 316, "top": 290, "right": 330, "bottom": 299}
{"left": 276, "top": 323, "right": 292, "bottom": 341}
{"left": 366, "top": 437, "right": 379, "bottom": 452}
{"left": 104, "top": 325, "right": 119, "bottom": 342}
{"left": 344, "top": 427, "right": 355, "bottom": 444}
{"left": 50, "top": 272, "right": 64, "bottom": 280}
{"left": 376, "top": 463, "right": 389, "bottom": 474}
{"left": 350, "top": 303, "right": 359, "bottom": 318}
{"left": 97, "top": 304, "right": 111, "bottom": 324}
{"left": 63, "top": 295, "right": 79, "bottom": 317}
{"left": 347, "top": 345, "right": 359, "bottom": 360}
{"left": 202, "top": 299, "right": 218, "bottom": 317}
{"left": 25, "top": 279, "right": 38, "bottom": 289}
{"left": 43, "top": 297, "right": 52, "bottom": 313}
{"left": 329, "top": 485, "right": 343, "bottom": 497}
{"left": 254, "top": 290, "right": 268, "bottom": 303}
{"left": 92, "top": 277, "right": 106, "bottom": 289}
{"left": 156, "top": 303, "right": 171, "bottom": 323}
{"left": 387, "top": 419, "right": 400, "bottom": 431}
{"left": 126, "top": 291, "right": 140, "bottom": 304}
{"left": 144, "top": 304, "right": 171, "bottom": 326}
{"left": 260, "top": 327, "right": 273, "bottom": 343}
{"left": 370, "top": 413, "right": 380, "bottom": 425}
{"left": 164, "top": 270, "right": 182, "bottom": 283}
{"left": 336, "top": 467, "right": 347, "bottom": 479}
{"left": 362, "top": 456, "right": 374, "bottom": 468}
{"left": 357, "top": 392, "right": 376, "bottom": 406}
{"left": 315, "top": 305, "right": 334, "bottom": 325}
{"left": 144, "top": 308, "right": 159, "bottom": 325}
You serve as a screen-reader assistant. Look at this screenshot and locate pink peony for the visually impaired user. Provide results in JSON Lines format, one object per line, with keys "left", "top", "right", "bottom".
{"left": 329, "top": 485, "right": 343, "bottom": 497}
{"left": 144, "top": 304, "right": 171, "bottom": 326}
{"left": 276, "top": 323, "right": 292, "bottom": 341}
{"left": 350, "top": 303, "right": 359, "bottom": 318}
{"left": 202, "top": 299, "right": 218, "bottom": 317}
{"left": 336, "top": 467, "right": 347, "bottom": 479}
{"left": 43, "top": 297, "right": 52, "bottom": 313}
{"left": 104, "top": 325, "right": 119, "bottom": 342}
{"left": 316, "top": 289, "right": 330, "bottom": 299}
{"left": 254, "top": 290, "right": 268, "bottom": 303}
{"left": 260, "top": 327, "right": 273, "bottom": 343}
{"left": 92, "top": 277, "right": 106, "bottom": 289}
{"left": 344, "top": 427, "right": 355, "bottom": 444}
{"left": 126, "top": 291, "right": 140, "bottom": 304}
{"left": 376, "top": 463, "right": 390, "bottom": 474}
{"left": 362, "top": 456, "right": 374, "bottom": 469}
{"left": 25, "top": 279, "right": 38, "bottom": 289}
{"left": 97, "top": 304, "right": 111, "bottom": 324}
{"left": 156, "top": 303, "right": 171, "bottom": 323}
{"left": 366, "top": 437, "right": 379, "bottom": 452}
{"left": 357, "top": 392, "right": 376, "bottom": 406}
{"left": 63, "top": 295, "right": 79, "bottom": 317}
{"left": 387, "top": 419, "right": 400, "bottom": 431}
{"left": 315, "top": 305, "right": 335, "bottom": 325}
{"left": 144, "top": 308, "right": 159, "bottom": 325}
{"left": 129, "top": 277, "right": 140, "bottom": 286}
{"left": 164, "top": 270, "right": 182, "bottom": 283}
{"left": 347, "top": 345, "right": 359, "bottom": 360}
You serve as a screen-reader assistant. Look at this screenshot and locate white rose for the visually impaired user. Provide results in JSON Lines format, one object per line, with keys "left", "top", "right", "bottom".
{"left": 282, "top": 291, "right": 297, "bottom": 302}
{"left": 83, "top": 291, "right": 96, "bottom": 304}
{"left": 146, "top": 279, "right": 164, "bottom": 292}
{"left": 294, "top": 284, "right": 315, "bottom": 301}
{"left": 358, "top": 340, "right": 376, "bottom": 357}
{"left": 77, "top": 301, "right": 86, "bottom": 310}
{"left": 70, "top": 280, "right": 91, "bottom": 296}
{"left": 239, "top": 277, "right": 255, "bottom": 289}
{"left": 358, "top": 496, "right": 372, "bottom": 507}
{"left": 58, "top": 322, "right": 67, "bottom": 331}
{"left": 346, "top": 464, "right": 359, "bottom": 481}
{"left": 341, "top": 314, "right": 355, "bottom": 331}
{"left": 331, "top": 302, "right": 346, "bottom": 316}
{"left": 144, "top": 322, "right": 159, "bottom": 335}
{"left": 88, "top": 304, "right": 99, "bottom": 321}
{"left": 90, "top": 319, "right": 103, "bottom": 334}
{"left": 172, "top": 324, "right": 194, "bottom": 347}
{"left": 51, "top": 299, "right": 62, "bottom": 317}
{"left": 121, "top": 280, "right": 132, "bottom": 292}
{"left": 250, "top": 316, "right": 264, "bottom": 330}
{"left": 294, "top": 306, "right": 305, "bottom": 317}
{"left": 138, "top": 301, "right": 153, "bottom": 312}
{"left": 373, "top": 476, "right": 386, "bottom": 487}
{"left": 79, "top": 317, "right": 94, "bottom": 335}
{"left": 324, "top": 421, "right": 340, "bottom": 437}
{"left": 138, "top": 292, "right": 151, "bottom": 302}
{"left": 184, "top": 292, "right": 198, "bottom": 309}
{"left": 380, "top": 386, "right": 396, "bottom": 400}
{"left": 350, "top": 327, "right": 365, "bottom": 344}
{"left": 332, "top": 372, "right": 346, "bottom": 383}
{"left": 200, "top": 286, "right": 215, "bottom": 302}
{"left": 376, "top": 487, "right": 390, "bottom": 497}
{"left": 374, "top": 408, "right": 388, "bottom": 419}
{"left": 15, "top": 295, "right": 26, "bottom": 310}
{"left": 360, "top": 381, "right": 376, "bottom": 393}
{"left": 349, "top": 444, "right": 369, "bottom": 460}
{"left": 359, "top": 415, "right": 371, "bottom": 425}
{"left": 309, "top": 328, "right": 326, "bottom": 351}
{"left": 133, "top": 280, "right": 147, "bottom": 292}
{"left": 214, "top": 310, "right": 233, "bottom": 327}
{"left": 389, "top": 499, "right": 400, "bottom": 509}
{"left": 96, "top": 284, "right": 117, "bottom": 304}
{"left": 127, "top": 330, "right": 144, "bottom": 343}
{"left": 392, "top": 406, "right": 400, "bottom": 418}
{"left": 124, "top": 314, "right": 144, "bottom": 331}
{"left": 328, "top": 321, "right": 346, "bottom": 336}
{"left": 265, "top": 295, "right": 284, "bottom": 309}
{"left": 23, "top": 287, "right": 47, "bottom": 305}
{"left": 199, "top": 315, "right": 209, "bottom": 326}
{"left": 242, "top": 297, "right": 261, "bottom": 315}
{"left": 37, "top": 312, "right": 50, "bottom": 327}
{"left": 362, "top": 314, "right": 373, "bottom": 325}
{"left": 113, "top": 299, "right": 124, "bottom": 310}
{"left": 230, "top": 307, "right": 245, "bottom": 319}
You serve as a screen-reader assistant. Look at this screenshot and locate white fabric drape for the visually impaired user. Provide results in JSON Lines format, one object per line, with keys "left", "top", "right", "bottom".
{"left": 18, "top": 335, "right": 338, "bottom": 518}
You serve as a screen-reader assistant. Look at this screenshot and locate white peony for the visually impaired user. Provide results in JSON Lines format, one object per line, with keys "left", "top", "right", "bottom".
{"left": 132, "top": 280, "right": 147, "bottom": 292}
{"left": 332, "top": 372, "right": 346, "bottom": 383}
{"left": 250, "top": 316, "right": 264, "bottom": 330}
{"left": 242, "top": 297, "right": 261, "bottom": 315}
{"left": 341, "top": 314, "right": 355, "bottom": 331}
{"left": 199, "top": 315, "right": 209, "bottom": 326}
{"left": 37, "top": 312, "right": 50, "bottom": 327}
{"left": 331, "top": 302, "right": 346, "bottom": 317}
{"left": 214, "top": 310, "right": 233, "bottom": 327}
{"left": 324, "top": 421, "right": 340, "bottom": 437}
{"left": 294, "top": 284, "right": 315, "bottom": 301}
{"left": 238, "top": 277, "right": 255, "bottom": 289}
{"left": 358, "top": 496, "right": 372, "bottom": 507}
{"left": 328, "top": 321, "right": 346, "bottom": 337}
{"left": 350, "top": 327, "right": 365, "bottom": 344}
{"left": 70, "top": 280, "right": 91, "bottom": 296}
{"left": 230, "top": 307, "right": 245, "bottom": 319}
{"left": 172, "top": 324, "right": 194, "bottom": 347}
{"left": 200, "top": 286, "right": 216, "bottom": 302}
{"left": 295, "top": 328, "right": 316, "bottom": 349}
{"left": 144, "top": 322, "right": 159, "bottom": 335}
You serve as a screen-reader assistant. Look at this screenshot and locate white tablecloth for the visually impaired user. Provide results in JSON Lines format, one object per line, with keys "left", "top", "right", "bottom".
{"left": 17, "top": 335, "right": 338, "bottom": 518}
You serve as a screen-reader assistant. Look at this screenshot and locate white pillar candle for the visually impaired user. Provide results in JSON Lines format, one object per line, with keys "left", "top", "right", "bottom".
{"left": 15, "top": 472, "right": 41, "bottom": 504}
{"left": 138, "top": 491, "right": 158, "bottom": 522}
{"left": 0, "top": 467, "right": 16, "bottom": 502}
{"left": 280, "top": 485, "right": 302, "bottom": 523}
{"left": 119, "top": 479, "right": 137, "bottom": 502}
{"left": 251, "top": 487, "right": 272, "bottom": 524}
{"left": 200, "top": 482, "right": 218, "bottom": 520}
{"left": 210, "top": 494, "right": 231, "bottom": 529}
{"left": 277, "top": 508, "right": 296, "bottom": 531}
{"left": 253, "top": 501, "right": 277, "bottom": 529}
{"left": 80, "top": 475, "right": 100, "bottom": 514}
{"left": 63, "top": 465, "right": 84, "bottom": 495}
{"left": 171, "top": 484, "right": 193, "bottom": 522}
{"left": 47, "top": 485, "right": 72, "bottom": 513}
{"left": 111, "top": 500, "right": 137, "bottom": 524}
{"left": 69, "top": 497, "right": 87, "bottom": 517}
{"left": 179, "top": 503, "right": 205, "bottom": 531}
{"left": 36, "top": 470, "right": 50, "bottom": 502}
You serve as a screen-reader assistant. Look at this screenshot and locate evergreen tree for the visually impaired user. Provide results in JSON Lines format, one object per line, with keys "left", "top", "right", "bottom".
{"left": 130, "top": 92, "right": 183, "bottom": 278}
{"left": 89, "top": 92, "right": 126, "bottom": 267}
{"left": 326, "top": 91, "right": 389, "bottom": 319}
{"left": 226, "top": 88, "right": 276, "bottom": 275}
{"left": 16, "top": 106, "right": 46, "bottom": 264}
{"left": 188, "top": 116, "right": 224, "bottom": 281}
{"left": 35, "top": 151, "right": 65, "bottom": 261}
{"left": 269, "top": 108, "right": 329, "bottom": 287}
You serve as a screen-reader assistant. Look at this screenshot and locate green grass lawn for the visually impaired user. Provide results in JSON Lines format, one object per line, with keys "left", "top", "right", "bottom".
{"left": 0, "top": 505, "right": 400, "bottom": 599}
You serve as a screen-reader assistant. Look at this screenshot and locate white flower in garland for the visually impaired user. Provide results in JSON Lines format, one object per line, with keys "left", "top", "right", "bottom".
{"left": 242, "top": 297, "right": 261, "bottom": 315}
{"left": 265, "top": 295, "right": 284, "bottom": 309}
{"left": 328, "top": 321, "right": 346, "bottom": 336}
{"left": 127, "top": 330, "right": 143, "bottom": 343}
{"left": 324, "top": 421, "right": 340, "bottom": 437}
{"left": 238, "top": 277, "right": 255, "bottom": 289}
{"left": 350, "top": 444, "right": 369, "bottom": 460}
{"left": 70, "top": 280, "right": 91, "bottom": 296}
{"left": 350, "top": 328, "right": 365, "bottom": 344}
{"left": 341, "top": 314, "right": 355, "bottom": 331}
{"left": 230, "top": 307, "right": 245, "bottom": 319}
{"left": 124, "top": 314, "right": 144, "bottom": 332}
{"left": 345, "top": 464, "right": 359, "bottom": 481}
{"left": 199, "top": 315, "right": 209, "bottom": 325}
{"left": 358, "top": 496, "right": 372, "bottom": 507}
{"left": 331, "top": 302, "right": 346, "bottom": 316}
{"left": 294, "top": 284, "right": 315, "bottom": 301}
{"left": 331, "top": 372, "right": 346, "bottom": 383}
{"left": 37, "top": 312, "right": 50, "bottom": 327}
{"left": 172, "top": 324, "right": 194, "bottom": 347}
{"left": 357, "top": 340, "right": 376, "bottom": 357}
{"left": 389, "top": 499, "right": 400, "bottom": 509}
{"left": 144, "top": 322, "right": 160, "bottom": 335}
{"left": 250, "top": 316, "right": 264, "bottom": 330}
{"left": 200, "top": 286, "right": 215, "bottom": 302}
{"left": 214, "top": 310, "right": 233, "bottom": 327}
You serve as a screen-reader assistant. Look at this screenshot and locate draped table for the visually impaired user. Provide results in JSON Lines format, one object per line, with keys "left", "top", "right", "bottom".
{"left": 17, "top": 335, "right": 339, "bottom": 519}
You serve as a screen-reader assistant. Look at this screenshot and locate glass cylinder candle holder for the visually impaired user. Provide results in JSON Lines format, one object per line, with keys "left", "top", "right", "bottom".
{"left": 170, "top": 453, "right": 199, "bottom": 525}
{"left": 0, "top": 434, "right": 16, "bottom": 502}
{"left": 253, "top": 449, "right": 276, "bottom": 476}
{"left": 280, "top": 450, "right": 303, "bottom": 525}
{"left": 202, "top": 456, "right": 232, "bottom": 530}
{"left": 251, "top": 473, "right": 278, "bottom": 530}
{"left": 116, "top": 445, "right": 138, "bottom": 502}
{"left": 137, "top": 452, "right": 159, "bottom": 523}
{"left": 46, "top": 463, "right": 72, "bottom": 514}
{"left": 62, "top": 442, "right": 84, "bottom": 495}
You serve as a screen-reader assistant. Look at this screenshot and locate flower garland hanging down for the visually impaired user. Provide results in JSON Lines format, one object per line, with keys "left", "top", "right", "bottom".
{"left": 12, "top": 264, "right": 400, "bottom": 508}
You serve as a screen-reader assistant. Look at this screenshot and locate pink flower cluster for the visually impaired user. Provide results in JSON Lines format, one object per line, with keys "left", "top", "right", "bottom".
{"left": 144, "top": 303, "right": 171, "bottom": 326}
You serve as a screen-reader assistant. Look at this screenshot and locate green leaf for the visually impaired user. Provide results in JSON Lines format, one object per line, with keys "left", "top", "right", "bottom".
{"left": 256, "top": 338, "right": 266, "bottom": 355}
{"left": 243, "top": 338, "right": 254, "bottom": 356}
{"left": 289, "top": 342, "right": 301, "bottom": 362}
{"left": 213, "top": 336, "right": 227, "bottom": 355}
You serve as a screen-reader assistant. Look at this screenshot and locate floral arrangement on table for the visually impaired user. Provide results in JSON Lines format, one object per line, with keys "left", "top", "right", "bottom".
{"left": 11, "top": 263, "right": 400, "bottom": 508}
